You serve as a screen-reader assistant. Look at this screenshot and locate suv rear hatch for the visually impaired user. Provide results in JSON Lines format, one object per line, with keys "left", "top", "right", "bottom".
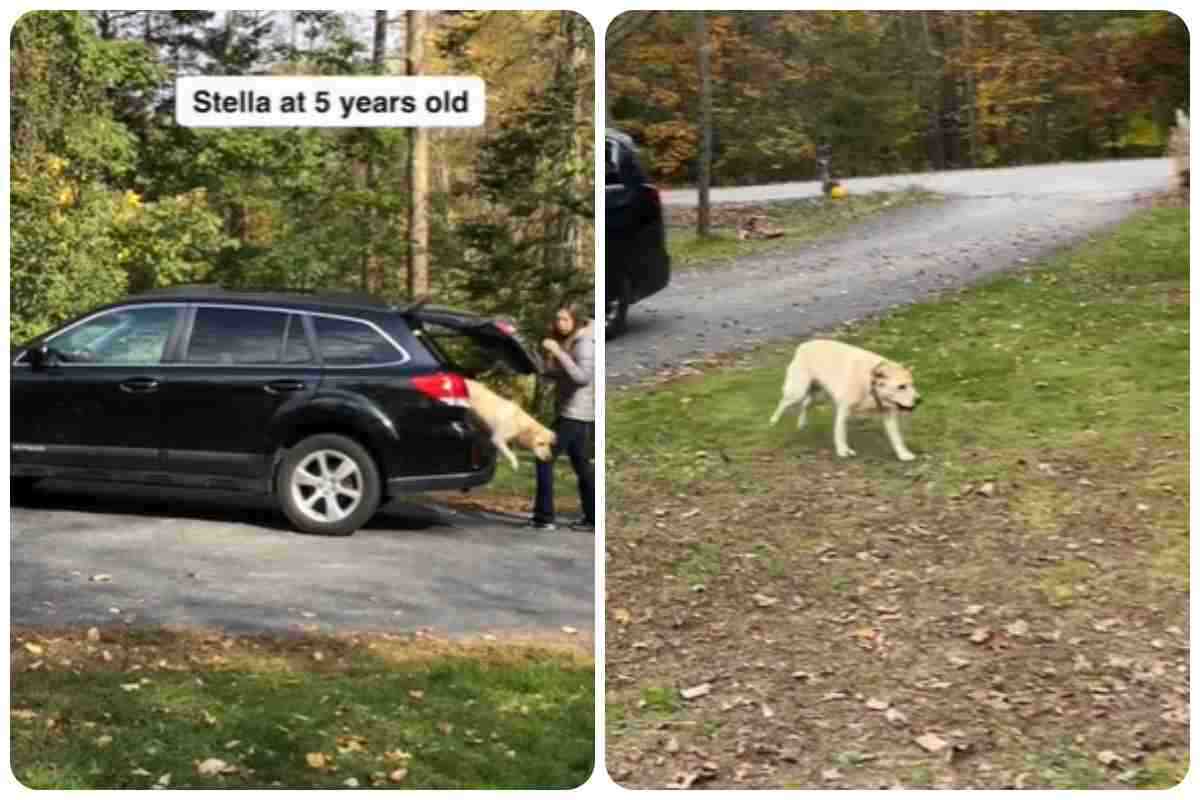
{"left": 404, "top": 306, "right": 543, "bottom": 378}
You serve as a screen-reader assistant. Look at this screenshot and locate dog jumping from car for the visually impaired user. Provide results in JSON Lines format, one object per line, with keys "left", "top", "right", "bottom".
{"left": 768, "top": 339, "right": 922, "bottom": 462}
{"left": 465, "top": 379, "right": 557, "bottom": 470}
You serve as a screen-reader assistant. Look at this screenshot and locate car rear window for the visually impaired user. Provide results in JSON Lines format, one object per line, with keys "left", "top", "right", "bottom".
{"left": 313, "top": 316, "right": 406, "bottom": 366}
{"left": 415, "top": 322, "right": 521, "bottom": 378}
{"left": 186, "top": 307, "right": 287, "bottom": 365}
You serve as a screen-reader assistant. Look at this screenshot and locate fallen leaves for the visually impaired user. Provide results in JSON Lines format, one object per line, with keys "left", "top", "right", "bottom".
{"left": 914, "top": 733, "right": 949, "bottom": 754}
{"left": 751, "top": 593, "right": 779, "bottom": 608}
{"left": 669, "top": 761, "right": 719, "bottom": 789}
{"left": 336, "top": 735, "right": 368, "bottom": 754}
{"left": 195, "top": 758, "right": 237, "bottom": 776}
{"left": 1006, "top": 619, "right": 1030, "bottom": 637}
{"left": 305, "top": 752, "right": 328, "bottom": 770}
{"left": 680, "top": 683, "right": 712, "bottom": 700}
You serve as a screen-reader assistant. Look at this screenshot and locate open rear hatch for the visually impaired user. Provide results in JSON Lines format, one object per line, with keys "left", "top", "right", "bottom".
{"left": 404, "top": 306, "right": 543, "bottom": 377}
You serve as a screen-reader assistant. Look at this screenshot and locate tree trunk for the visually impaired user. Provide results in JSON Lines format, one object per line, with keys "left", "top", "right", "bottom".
{"left": 962, "top": 12, "right": 977, "bottom": 168}
{"left": 696, "top": 11, "right": 712, "bottom": 239}
{"left": 363, "top": 10, "right": 387, "bottom": 293}
{"left": 406, "top": 10, "right": 430, "bottom": 299}
{"left": 563, "top": 12, "right": 589, "bottom": 275}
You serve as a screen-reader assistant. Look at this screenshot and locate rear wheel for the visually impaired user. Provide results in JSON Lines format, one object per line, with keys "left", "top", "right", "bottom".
{"left": 276, "top": 434, "right": 381, "bottom": 536}
{"left": 606, "top": 275, "right": 632, "bottom": 337}
{"left": 10, "top": 477, "right": 38, "bottom": 504}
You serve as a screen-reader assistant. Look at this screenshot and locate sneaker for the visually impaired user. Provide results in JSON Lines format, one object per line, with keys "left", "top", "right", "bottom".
{"left": 569, "top": 519, "right": 595, "bottom": 532}
{"left": 528, "top": 519, "right": 557, "bottom": 531}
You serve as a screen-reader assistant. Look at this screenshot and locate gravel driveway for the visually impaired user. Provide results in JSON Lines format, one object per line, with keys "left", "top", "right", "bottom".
{"left": 11, "top": 482, "right": 593, "bottom": 638}
{"left": 609, "top": 158, "right": 1174, "bottom": 384}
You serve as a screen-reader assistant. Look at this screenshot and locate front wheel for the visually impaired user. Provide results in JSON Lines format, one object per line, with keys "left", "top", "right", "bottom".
{"left": 276, "top": 434, "right": 382, "bottom": 536}
{"left": 605, "top": 275, "right": 631, "bottom": 337}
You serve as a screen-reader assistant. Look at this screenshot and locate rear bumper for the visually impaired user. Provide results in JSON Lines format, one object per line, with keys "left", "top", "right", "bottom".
{"left": 386, "top": 460, "right": 496, "bottom": 496}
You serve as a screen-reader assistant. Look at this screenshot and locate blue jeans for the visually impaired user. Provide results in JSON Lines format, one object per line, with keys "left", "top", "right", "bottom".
{"left": 533, "top": 418, "right": 594, "bottom": 525}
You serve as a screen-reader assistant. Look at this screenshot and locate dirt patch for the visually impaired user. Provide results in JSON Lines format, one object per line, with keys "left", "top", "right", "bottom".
{"left": 667, "top": 203, "right": 784, "bottom": 229}
{"left": 606, "top": 449, "right": 1188, "bottom": 788}
{"left": 1135, "top": 189, "right": 1189, "bottom": 209}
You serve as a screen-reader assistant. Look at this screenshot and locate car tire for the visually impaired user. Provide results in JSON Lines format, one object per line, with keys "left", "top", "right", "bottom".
{"left": 276, "top": 434, "right": 382, "bottom": 536}
{"left": 10, "top": 477, "right": 38, "bottom": 504}
{"left": 606, "top": 275, "right": 631, "bottom": 337}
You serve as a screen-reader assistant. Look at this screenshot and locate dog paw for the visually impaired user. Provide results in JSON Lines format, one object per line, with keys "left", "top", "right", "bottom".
{"left": 897, "top": 451, "right": 916, "bottom": 462}
{"left": 836, "top": 448, "right": 856, "bottom": 458}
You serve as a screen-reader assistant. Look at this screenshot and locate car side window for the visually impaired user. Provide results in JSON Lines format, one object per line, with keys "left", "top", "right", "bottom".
{"left": 606, "top": 139, "right": 623, "bottom": 186}
{"left": 186, "top": 307, "right": 288, "bottom": 365}
{"left": 282, "top": 315, "right": 315, "bottom": 364}
{"left": 47, "top": 306, "right": 177, "bottom": 365}
{"left": 313, "top": 316, "right": 404, "bottom": 366}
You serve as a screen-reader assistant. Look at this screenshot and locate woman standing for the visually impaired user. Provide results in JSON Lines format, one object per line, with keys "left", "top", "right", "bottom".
{"left": 531, "top": 305, "right": 595, "bottom": 532}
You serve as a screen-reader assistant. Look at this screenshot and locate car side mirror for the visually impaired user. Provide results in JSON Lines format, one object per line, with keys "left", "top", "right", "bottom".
{"left": 27, "top": 343, "right": 55, "bottom": 371}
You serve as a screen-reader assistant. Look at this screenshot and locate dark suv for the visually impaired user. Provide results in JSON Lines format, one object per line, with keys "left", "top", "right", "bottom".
{"left": 10, "top": 286, "right": 541, "bottom": 536}
{"left": 605, "top": 128, "right": 670, "bottom": 336}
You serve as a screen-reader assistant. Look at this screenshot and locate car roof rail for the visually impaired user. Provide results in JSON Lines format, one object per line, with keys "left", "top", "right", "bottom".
{"left": 137, "top": 283, "right": 225, "bottom": 295}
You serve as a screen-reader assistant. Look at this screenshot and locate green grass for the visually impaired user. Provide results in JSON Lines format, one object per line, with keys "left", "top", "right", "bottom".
{"left": 667, "top": 190, "right": 938, "bottom": 270}
{"left": 1025, "top": 741, "right": 1109, "bottom": 789}
{"left": 674, "top": 542, "right": 722, "bottom": 584}
{"left": 486, "top": 460, "right": 583, "bottom": 504}
{"left": 11, "top": 631, "right": 594, "bottom": 789}
{"left": 609, "top": 207, "right": 1189, "bottom": 497}
{"left": 606, "top": 206, "right": 1189, "bottom": 789}
{"left": 638, "top": 686, "right": 680, "bottom": 716}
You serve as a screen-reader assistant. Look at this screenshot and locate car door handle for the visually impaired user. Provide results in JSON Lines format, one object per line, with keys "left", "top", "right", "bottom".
{"left": 120, "top": 378, "right": 159, "bottom": 393}
{"left": 264, "top": 379, "right": 306, "bottom": 395}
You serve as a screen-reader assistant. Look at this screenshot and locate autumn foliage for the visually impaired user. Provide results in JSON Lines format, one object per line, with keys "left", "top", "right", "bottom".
{"left": 608, "top": 11, "right": 1189, "bottom": 185}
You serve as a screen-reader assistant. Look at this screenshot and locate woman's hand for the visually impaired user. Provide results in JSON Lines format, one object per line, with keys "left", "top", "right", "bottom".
{"left": 542, "top": 338, "right": 563, "bottom": 358}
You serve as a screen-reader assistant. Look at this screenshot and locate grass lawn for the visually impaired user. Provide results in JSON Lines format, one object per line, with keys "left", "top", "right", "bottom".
{"left": 11, "top": 628, "right": 594, "bottom": 789}
{"left": 606, "top": 206, "right": 1188, "bottom": 788}
{"left": 666, "top": 189, "right": 938, "bottom": 270}
{"left": 433, "top": 450, "right": 588, "bottom": 521}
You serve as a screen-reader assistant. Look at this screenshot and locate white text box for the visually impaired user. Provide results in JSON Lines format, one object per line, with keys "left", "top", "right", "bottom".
{"left": 176, "top": 76, "right": 485, "bottom": 128}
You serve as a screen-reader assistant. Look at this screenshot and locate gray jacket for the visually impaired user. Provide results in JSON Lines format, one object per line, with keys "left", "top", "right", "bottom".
{"left": 546, "top": 321, "right": 595, "bottom": 422}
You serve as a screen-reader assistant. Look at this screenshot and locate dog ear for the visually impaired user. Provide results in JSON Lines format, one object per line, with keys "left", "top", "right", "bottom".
{"left": 871, "top": 362, "right": 888, "bottom": 381}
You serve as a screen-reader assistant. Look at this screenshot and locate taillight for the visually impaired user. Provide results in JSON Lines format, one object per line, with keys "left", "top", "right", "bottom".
{"left": 412, "top": 372, "right": 470, "bottom": 407}
{"left": 494, "top": 319, "right": 516, "bottom": 336}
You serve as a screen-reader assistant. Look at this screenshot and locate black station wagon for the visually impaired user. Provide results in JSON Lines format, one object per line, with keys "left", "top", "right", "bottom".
{"left": 605, "top": 128, "right": 671, "bottom": 336}
{"left": 10, "top": 286, "right": 541, "bottom": 536}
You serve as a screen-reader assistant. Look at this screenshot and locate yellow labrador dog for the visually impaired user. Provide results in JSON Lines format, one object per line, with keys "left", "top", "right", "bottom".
{"left": 769, "top": 339, "right": 921, "bottom": 461}
{"left": 465, "top": 379, "right": 556, "bottom": 470}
